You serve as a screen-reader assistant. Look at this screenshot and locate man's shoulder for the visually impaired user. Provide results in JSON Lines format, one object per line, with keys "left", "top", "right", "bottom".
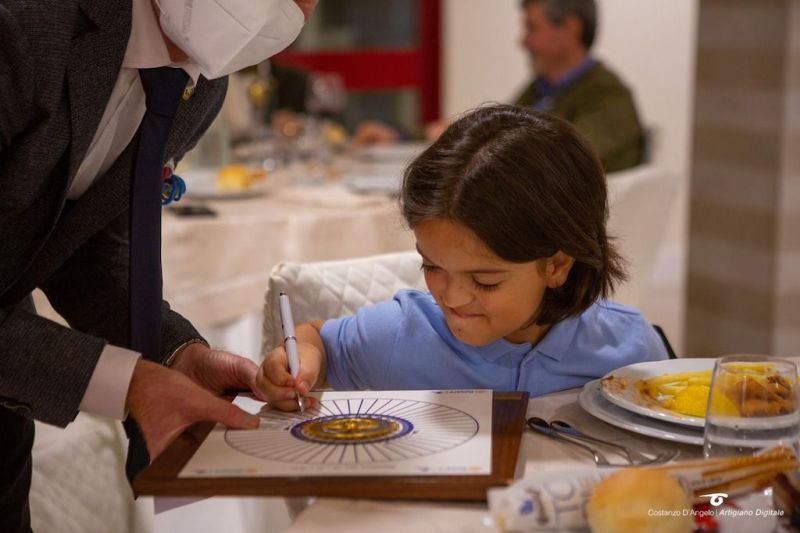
{"left": 0, "top": 0, "right": 115, "bottom": 68}
{"left": 1, "top": 0, "right": 81, "bottom": 31}
{"left": 578, "top": 60, "right": 634, "bottom": 96}
{"left": 512, "top": 81, "right": 538, "bottom": 107}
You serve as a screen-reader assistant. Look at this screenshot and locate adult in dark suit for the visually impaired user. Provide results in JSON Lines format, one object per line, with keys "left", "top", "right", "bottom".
{"left": 0, "top": 0, "right": 316, "bottom": 531}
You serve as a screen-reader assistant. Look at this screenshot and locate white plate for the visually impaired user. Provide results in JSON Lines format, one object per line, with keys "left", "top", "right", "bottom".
{"left": 182, "top": 167, "right": 276, "bottom": 200}
{"left": 344, "top": 175, "right": 401, "bottom": 195}
{"left": 579, "top": 379, "right": 704, "bottom": 445}
{"left": 599, "top": 358, "right": 717, "bottom": 428}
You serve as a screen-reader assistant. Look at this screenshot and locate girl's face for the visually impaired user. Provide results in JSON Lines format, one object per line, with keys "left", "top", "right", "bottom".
{"left": 413, "top": 218, "right": 574, "bottom": 347}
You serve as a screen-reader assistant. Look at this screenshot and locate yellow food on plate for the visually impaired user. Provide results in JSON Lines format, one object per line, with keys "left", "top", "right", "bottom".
{"left": 587, "top": 468, "right": 693, "bottom": 533}
{"left": 635, "top": 369, "right": 713, "bottom": 417}
{"left": 323, "top": 123, "right": 348, "bottom": 146}
{"left": 216, "top": 165, "right": 267, "bottom": 192}
{"left": 663, "top": 384, "right": 711, "bottom": 418}
{"left": 636, "top": 363, "right": 794, "bottom": 418}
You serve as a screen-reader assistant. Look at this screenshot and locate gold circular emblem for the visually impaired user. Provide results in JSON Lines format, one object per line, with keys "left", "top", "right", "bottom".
{"left": 301, "top": 416, "right": 401, "bottom": 443}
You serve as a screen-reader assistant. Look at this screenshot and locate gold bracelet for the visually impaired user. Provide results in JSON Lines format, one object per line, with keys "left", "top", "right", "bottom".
{"left": 163, "top": 338, "right": 210, "bottom": 367}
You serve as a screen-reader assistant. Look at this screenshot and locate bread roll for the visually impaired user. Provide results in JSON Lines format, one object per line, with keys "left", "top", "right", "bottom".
{"left": 586, "top": 468, "right": 693, "bottom": 533}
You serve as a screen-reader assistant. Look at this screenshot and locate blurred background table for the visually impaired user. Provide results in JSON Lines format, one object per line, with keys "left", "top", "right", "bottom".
{"left": 163, "top": 152, "right": 418, "bottom": 358}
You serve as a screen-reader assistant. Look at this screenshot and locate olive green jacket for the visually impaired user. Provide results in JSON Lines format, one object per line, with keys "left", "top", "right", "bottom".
{"left": 514, "top": 60, "right": 644, "bottom": 172}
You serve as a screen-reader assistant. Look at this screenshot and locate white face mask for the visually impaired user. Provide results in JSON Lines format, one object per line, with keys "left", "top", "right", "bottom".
{"left": 155, "top": 0, "right": 305, "bottom": 80}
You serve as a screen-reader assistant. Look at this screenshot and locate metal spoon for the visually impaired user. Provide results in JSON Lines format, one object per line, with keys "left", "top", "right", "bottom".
{"left": 527, "top": 417, "right": 611, "bottom": 466}
{"left": 549, "top": 420, "right": 679, "bottom": 465}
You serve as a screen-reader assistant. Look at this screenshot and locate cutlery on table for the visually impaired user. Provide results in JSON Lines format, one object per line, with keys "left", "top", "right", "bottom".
{"left": 527, "top": 417, "right": 678, "bottom": 467}
{"left": 549, "top": 419, "right": 679, "bottom": 465}
{"left": 527, "top": 417, "right": 612, "bottom": 467}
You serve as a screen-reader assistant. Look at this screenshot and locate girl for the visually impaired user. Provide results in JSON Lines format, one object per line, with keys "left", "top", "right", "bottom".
{"left": 256, "top": 105, "right": 667, "bottom": 410}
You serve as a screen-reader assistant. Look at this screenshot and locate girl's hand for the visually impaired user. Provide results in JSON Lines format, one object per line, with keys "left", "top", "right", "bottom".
{"left": 256, "top": 343, "right": 322, "bottom": 411}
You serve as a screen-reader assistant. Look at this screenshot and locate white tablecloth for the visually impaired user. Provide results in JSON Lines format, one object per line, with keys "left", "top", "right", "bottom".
{"left": 163, "top": 183, "right": 415, "bottom": 329}
{"left": 286, "top": 388, "right": 702, "bottom": 533}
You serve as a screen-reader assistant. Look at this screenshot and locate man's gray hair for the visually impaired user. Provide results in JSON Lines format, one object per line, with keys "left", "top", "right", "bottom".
{"left": 521, "top": 0, "right": 597, "bottom": 50}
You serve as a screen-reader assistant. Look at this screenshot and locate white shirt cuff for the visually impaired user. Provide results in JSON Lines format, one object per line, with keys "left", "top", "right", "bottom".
{"left": 78, "top": 344, "right": 141, "bottom": 420}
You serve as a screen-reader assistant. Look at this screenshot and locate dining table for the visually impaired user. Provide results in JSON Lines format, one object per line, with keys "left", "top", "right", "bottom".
{"left": 163, "top": 164, "right": 415, "bottom": 330}
{"left": 283, "top": 383, "right": 793, "bottom": 533}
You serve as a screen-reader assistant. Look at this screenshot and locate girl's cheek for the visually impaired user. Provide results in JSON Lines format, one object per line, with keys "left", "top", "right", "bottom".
{"left": 475, "top": 293, "right": 497, "bottom": 314}
{"left": 424, "top": 272, "right": 444, "bottom": 296}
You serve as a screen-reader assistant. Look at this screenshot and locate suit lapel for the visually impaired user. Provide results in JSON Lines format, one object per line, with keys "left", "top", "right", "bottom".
{"left": 3, "top": 76, "right": 228, "bottom": 304}
{"left": 65, "top": 0, "right": 131, "bottom": 190}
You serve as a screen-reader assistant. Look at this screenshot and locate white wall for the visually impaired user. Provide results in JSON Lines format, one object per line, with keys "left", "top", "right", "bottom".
{"left": 443, "top": 0, "right": 698, "bottom": 173}
{"left": 442, "top": 0, "right": 529, "bottom": 115}
{"left": 442, "top": 0, "right": 699, "bottom": 351}
{"left": 593, "top": 0, "right": 698, "bottom": 175}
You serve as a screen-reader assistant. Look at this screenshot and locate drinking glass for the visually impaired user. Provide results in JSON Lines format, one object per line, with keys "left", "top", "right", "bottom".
{"left": 305, "top": 72, "right": 347, "bottom": 118}
{"left": 703, "top": 355, "right": 800, "bottom": 458}
{"left": 286, "top": 72, "right": 347, "bottom": 184}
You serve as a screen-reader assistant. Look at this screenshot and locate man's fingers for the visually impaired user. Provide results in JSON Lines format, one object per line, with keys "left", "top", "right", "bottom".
{"left": 204, "top": 395, "right": 259, "bottom": 430}
{"left": 231, "top": 356, "right": 259, "bottom": 390}
{"left": 147, "top": 425, "right": 187, "bottom": 461}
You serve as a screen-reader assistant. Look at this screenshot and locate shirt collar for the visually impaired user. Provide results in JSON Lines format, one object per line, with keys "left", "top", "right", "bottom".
{"left": 468, "top": 336, "right": 528, "bottom": 362}
{"left": 472, "top": 313, "right": 581, "bottom": 363}
{"left": 532, "top": 313, "right": 581, "bottom": 362}
{"left": 535, "top": 56, "right": 595, "bottom": 96}
{"left": 427, "top": 293, "right": 578, "bottom": 363}
{"left": 123, "top": 0, "right": 201, "bottom": 85}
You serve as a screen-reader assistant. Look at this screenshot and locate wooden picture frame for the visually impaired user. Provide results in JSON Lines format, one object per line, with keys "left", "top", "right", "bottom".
{"left": 134, "top": 391, "right": 528, "bottom": 502}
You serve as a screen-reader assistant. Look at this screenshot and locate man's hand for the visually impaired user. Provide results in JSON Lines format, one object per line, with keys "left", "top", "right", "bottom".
{"left": 126, "top": 359, "right": 260, "bottom": 460}
{"left": 353, "top": 120, "right": 400, "bottom": 146}
{"left": 424, "top": 119, "right": 448, "bottom": 143}
{"left": 169, "top": 343, "right": 265, "bottom": 399}
{"left": 293, "top": 0, "right": 318, "bottom": 21}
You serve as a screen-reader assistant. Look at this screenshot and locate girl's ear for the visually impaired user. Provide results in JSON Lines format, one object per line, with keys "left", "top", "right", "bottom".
{"left": 545, "top": 251, "right": 575, "bottom": 289}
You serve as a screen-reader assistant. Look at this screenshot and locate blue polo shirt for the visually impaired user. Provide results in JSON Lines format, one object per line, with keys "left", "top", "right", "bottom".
{"left": 320, "top": 289, "right": 667, "bottom": 396}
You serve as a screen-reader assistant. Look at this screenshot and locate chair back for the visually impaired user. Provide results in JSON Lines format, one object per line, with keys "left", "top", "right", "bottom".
{"left": 607, "top": 165, "right": 680, "bottom": 307}
{"left": 261, "top": 251, "right": 426, "bottom": 356}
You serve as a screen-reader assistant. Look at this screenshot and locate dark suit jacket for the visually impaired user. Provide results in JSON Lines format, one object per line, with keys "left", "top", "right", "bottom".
{"left": 0, "top": 0, "right": 227, "bottom": 427}
{"left": 514, "top": 60, "right": 645, "bottom": 173}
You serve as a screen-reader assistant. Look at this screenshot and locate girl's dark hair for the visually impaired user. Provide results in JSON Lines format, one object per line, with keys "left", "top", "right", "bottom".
{"left": 400, "top": 104, "right": 626, "bottom": 325}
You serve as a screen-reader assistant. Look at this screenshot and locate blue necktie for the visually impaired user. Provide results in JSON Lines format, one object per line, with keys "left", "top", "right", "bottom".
{"left": 126, "top": 67, "right": 188, "bottom": 482}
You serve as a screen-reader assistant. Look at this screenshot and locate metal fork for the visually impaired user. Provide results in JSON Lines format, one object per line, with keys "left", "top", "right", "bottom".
{"left": 549, "top": 419, "right": 679, "bottom": 466}
{"left": 527, "top": 417, "right": 612, "bottom": 466}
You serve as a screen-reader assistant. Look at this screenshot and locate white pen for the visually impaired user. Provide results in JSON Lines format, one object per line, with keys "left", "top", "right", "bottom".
{"left": 278, "top": 292, "right": 304, "bottom": 413}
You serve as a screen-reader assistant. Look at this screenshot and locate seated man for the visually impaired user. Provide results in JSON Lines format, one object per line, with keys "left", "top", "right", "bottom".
{"left": 513, "top": 0, "right": 644, "bottom": 172}
{"left": 355, "top": 0, "right": 645, "bottom": 173}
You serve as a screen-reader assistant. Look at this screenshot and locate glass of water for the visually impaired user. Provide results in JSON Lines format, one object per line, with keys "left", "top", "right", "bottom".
{"left": 703, "top": 355, "right": 800, "bottom": 458}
